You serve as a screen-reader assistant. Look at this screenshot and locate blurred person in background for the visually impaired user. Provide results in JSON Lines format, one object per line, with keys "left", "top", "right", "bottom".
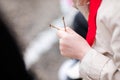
{"left": 0, "top": 13, "right": 34, "bottom": 80}
{"left": 57, "top": 0, "right": 120, "bottom": 80}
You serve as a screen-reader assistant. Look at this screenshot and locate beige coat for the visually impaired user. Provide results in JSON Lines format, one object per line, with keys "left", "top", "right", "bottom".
{"left": 75, "top": 0, "right": 120, "bottom": 80}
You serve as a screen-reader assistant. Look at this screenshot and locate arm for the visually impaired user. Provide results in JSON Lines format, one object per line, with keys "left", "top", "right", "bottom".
{"left": 57, "top": 26, "right": 120, "bottom": 80}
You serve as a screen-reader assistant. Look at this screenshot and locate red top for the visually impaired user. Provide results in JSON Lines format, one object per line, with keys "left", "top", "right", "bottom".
{"left": 86, "top": 0, "right": 102, "bottom": 46}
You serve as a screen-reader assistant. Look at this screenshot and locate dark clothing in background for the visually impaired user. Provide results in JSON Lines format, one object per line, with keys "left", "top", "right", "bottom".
{"left": 0, "top": 19, "right": 33, "bottom": 80}
{"left": 73, "top": 12, "right": 88, "bottom": 39}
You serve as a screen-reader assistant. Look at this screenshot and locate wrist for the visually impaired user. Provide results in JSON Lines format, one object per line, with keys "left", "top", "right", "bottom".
{"left": 79, "top": 46, "right": 92, "bottom": 60}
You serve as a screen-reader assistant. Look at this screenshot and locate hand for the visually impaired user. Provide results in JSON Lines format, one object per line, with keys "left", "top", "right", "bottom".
{"left": 57, "top": 27, "right": 91, "bottom": 60}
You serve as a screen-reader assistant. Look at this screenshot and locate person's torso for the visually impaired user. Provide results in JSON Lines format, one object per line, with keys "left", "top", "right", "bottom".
{"left": 93, "top": 0, "right": 120, "bottom": 60}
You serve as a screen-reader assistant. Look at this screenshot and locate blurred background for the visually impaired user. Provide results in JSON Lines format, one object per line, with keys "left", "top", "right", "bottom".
{"left": 0, "top": 0, "right": 78, "bottom": 80}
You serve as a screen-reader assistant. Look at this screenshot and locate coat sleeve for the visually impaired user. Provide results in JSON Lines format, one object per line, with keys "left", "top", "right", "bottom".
{"left": 79, "top": 49, "right": 120, "bottom": 80}
{"left": 79, "top": 0, "right": 120, "bottom": 80}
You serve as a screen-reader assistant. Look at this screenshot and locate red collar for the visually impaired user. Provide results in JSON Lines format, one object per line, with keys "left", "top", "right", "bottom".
{"left": 86, "top": 0, "right": 102, "bottom": 46}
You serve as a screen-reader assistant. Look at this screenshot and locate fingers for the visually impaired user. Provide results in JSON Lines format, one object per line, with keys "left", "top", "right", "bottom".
{"left": 57, "top": 29, "right": 68, "bottom": 38}
{"left": 50, "top": 17, "right": 78, "bottom": 39}
{"left": 57, "top": 27, "right": 76, "bottom": 38}
{"left": 57, "top": 27, "right": 72, "bottom": 39}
